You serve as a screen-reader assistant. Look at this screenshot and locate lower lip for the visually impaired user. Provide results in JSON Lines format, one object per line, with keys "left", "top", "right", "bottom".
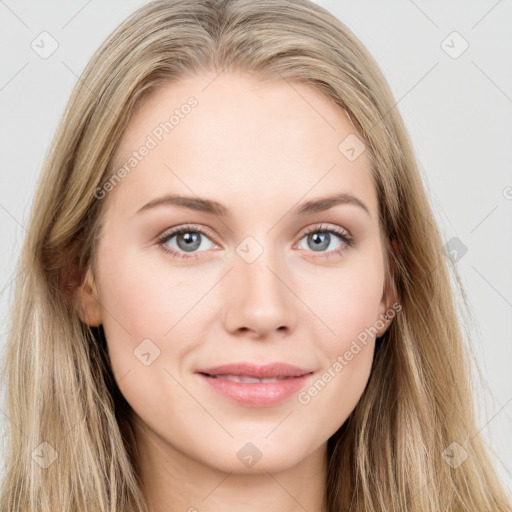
{"left": 198, "top": 373, "right": 312, "bottom": 407}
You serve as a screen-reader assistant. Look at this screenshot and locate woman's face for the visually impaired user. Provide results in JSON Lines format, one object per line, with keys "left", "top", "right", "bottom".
{"left": 78, "top": 70, "right": 395, "bottom": 474}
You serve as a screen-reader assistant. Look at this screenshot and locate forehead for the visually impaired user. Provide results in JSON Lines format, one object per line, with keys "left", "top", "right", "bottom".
{"left": 108, "top": 71, "right": 377, "bottom": 221}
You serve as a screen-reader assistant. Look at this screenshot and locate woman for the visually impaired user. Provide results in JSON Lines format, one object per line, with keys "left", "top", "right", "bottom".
{"left": 1, "top": 0, "right": 510, "bottom": 511}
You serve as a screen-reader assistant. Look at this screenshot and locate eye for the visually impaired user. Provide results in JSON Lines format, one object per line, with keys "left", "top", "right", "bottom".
{"left": 157, "top": 224, "right": 217, "bottom": 260}
{"left": 157, "top": 222, "right": 355, "bottom": 261}
{"left": 295, "top": 223, "right": 354, "bottom": 259}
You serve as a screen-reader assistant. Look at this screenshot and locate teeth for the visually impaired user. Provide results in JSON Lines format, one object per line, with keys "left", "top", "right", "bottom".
{"left": 210, "top": 374, "right": 284, "bottom": 383}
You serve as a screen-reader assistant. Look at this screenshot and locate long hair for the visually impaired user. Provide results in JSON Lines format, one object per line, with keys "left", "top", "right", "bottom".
{"left": 1, "top": 0, "right": 510, "bottom": 510}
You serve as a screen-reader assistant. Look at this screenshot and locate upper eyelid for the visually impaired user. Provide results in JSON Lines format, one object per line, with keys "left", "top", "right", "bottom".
{"left": 301, "top": 223, "right": 351, "bottom": 236}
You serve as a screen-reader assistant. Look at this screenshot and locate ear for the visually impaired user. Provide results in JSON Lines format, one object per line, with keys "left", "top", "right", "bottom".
{"left": 74, "top": 267, "right": 103, "bottom": 327}
{"left": 376, "top": 238, "right": 399, "bottom": 338}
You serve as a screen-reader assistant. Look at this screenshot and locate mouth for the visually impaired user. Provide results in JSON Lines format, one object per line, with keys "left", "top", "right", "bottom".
{"left": 200, "top": 374, "right": 298, "bottom": 383}
{"left": 197, "top": 361, "right": 312, "bottom": 379}
{"left": 195, "top": 362, "right": 314, "bottom": 407}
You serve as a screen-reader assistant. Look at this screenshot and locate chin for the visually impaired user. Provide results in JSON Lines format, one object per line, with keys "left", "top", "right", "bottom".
{"left": 197, "top": 438, "right": 315, "bottom": 474}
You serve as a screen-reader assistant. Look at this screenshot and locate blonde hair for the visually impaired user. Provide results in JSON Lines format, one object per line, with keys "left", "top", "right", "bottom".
{"left": 1, "top": 0, "right": 510, "bottom": 510}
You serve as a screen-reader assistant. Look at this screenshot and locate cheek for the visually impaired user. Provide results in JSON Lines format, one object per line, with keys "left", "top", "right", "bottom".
{"left": 95, "top": 243, "right": 215, "bottom": 399}
{"left": 297, "top": 268, "right": 382, "bottom": 431}
{"left": 97, "top": 239, "right": 202, "bottom": 338}
{"left": 309, "top": 258, "right": 385, "bottom": 344}
{"left": 298, "top": 254, "right": 384, "bottom": 404}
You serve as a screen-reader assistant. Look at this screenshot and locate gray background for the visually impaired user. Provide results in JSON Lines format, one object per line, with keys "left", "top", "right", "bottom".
{"left": 1, "top": 0, "right": 511, "bottom": 495}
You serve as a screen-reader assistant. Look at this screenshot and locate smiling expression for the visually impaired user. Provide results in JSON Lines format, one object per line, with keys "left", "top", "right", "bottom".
{"left": 78, "top": 69, "right": 395, "bottom": 473}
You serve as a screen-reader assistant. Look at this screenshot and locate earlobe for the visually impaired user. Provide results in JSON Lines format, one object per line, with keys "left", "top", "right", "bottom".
{"left": 376, "top": 291, "right": 396, "bottom": 338}
{"left": 75, "top": 267, "right": 103, "bottom": 327}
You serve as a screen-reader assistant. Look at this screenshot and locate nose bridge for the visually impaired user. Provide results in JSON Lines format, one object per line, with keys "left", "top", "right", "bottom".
{"left": 238, "top": 248, "right": 282, "bottom": 299}
{"left": 222, "top": 235, "right": 298, "bottom": 336}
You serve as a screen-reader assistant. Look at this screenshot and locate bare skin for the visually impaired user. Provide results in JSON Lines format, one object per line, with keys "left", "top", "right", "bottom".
{"left": 76, "top": 69, "right": 396, "bottom": 512}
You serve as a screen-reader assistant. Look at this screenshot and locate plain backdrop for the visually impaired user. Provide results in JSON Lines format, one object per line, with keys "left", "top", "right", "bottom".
{"left": 0, "top": 0, "right": 511, "bottom": 496}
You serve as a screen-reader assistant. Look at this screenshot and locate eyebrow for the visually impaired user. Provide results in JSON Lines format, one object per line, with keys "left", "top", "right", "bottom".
{"left": 136, "top": 192, "right": 370, "bottom": 217}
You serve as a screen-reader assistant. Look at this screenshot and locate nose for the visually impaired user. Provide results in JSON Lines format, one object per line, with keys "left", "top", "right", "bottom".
{"left": 221, "top": 250, "right": 298, "bottom": 339}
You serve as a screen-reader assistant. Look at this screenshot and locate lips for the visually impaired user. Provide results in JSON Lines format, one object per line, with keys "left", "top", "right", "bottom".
{"left": 197, "top": 362, "right": 312, "bottom": 379}
{"left": 196, "top": 362, "right": 314, "bottom": 407}
{"left": 207, "top": 375, "right": 286, "bottom": 383}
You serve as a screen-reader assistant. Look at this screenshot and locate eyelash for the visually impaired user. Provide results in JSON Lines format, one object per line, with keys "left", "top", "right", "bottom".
{"left": 156, "top": 223, "right": 355, "bottom": 261}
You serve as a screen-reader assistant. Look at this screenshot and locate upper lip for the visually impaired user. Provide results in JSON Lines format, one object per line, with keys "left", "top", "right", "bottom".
{"left": 197, "top": 362, "right": 313, "bottom": 379}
